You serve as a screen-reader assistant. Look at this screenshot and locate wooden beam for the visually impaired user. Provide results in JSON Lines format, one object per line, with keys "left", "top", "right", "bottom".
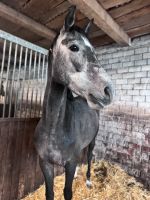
{"left": 0, "top": 2, "right": 56, "bottom": 41}
{"left": 68, "top": 0, "right": 131, "bottom": 45}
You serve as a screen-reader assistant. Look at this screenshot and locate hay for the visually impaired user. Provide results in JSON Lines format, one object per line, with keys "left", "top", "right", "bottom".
{"left": 22, "top": 161, "right": 150, "bottom": 200}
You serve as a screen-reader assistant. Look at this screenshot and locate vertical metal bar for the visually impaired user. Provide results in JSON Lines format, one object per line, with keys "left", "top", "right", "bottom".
{"left": 33, "top": 51, "right": 37, "bottom": 79}
{"left": 3, "top": 41, "right": 12, "bottom": 118}
{"left": 38, "top": 52, "right": 41, "bottom": 81}
{"left": 14, "top": 46, "right": 23, "bottom": 117}
{"left": 30, "top": 51, "right": 37, "bottom": 118}
{"left": 34, "top": 52, "right": 41, "bottom": 117}
{"left": 29, "top": 89, "right": 34, "bottom": 118}
{"left": 38, "top": 54, "right": 45, "bottom": 116}
{"left": 34, "top": 90, "right": 38, "bottom": 117}
{"left": 35, "top": 52, "right": 41, "bottom": 117}
{"left": 19, "top": 47, "right": 28, "bottom": 118}
{"left": 45, "top": 56, "right": 48, "bottom": 86}
{"left": 0, "top": 39, "right": 6, "bottom": 87}
{"left": 24, "top": 49, "right": 32, "bottom": 118}
{"left": 0, "top": 39, "right": 6, "bottom": 111}
{"left": 42, "top": 54, "right": 45, "bottom": 83}
{"left": 8, "top": 43, "right": 18, "bottom": 117}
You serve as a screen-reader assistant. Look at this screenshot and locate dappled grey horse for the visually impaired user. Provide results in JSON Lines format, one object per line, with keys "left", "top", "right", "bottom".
{"left": 34, "top": 6, "right": 113, "bottom": 200}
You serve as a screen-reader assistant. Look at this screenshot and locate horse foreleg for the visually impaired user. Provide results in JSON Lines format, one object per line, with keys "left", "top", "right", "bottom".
{"left": 39, "top": 158, "right": 54, "bottom": 200}
{"left": 64, "top": 161, "right": 77, "bottom": 200}
{"left": 86, "top": 138, "right": 95, "bottom": 188}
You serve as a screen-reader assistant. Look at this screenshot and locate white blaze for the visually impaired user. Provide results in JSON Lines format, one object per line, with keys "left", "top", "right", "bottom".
{"left": 82, "top": 36, "right": 93, "bottom": 50}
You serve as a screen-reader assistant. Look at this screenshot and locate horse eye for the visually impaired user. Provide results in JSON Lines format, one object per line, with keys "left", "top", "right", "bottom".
{"left": 69, "top": 44, "right": 79, "bottom": 52}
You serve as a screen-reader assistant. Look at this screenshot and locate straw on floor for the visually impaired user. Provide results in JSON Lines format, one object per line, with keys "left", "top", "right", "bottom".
{"left": 22, "top": 160, "right": 150, "bottom": 200}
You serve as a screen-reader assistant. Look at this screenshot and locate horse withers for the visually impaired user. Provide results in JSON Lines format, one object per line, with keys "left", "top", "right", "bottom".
{"left": 34, "top": 6, "right": 114, "bottom": 200}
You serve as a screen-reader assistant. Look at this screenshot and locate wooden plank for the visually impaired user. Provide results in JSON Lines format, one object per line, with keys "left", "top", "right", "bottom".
{"left": 35, "top": 38, "right": 50, "bottom": 49}
{"left": 1, "top": 121, "right": 11, "bottom": 200}
{"left": 0, "top": 122, "right": 9, "bottom": 199}
{"left": 21, "top": 0, "right": 65, "bottom": 23}
{"left": 17, "top": 121, "right": 29, "bottom": 199}
{"left": 128, "top": 24, "right": 150, "bottom": 38}
{"left": 9, "top": 121, "right": 24, "bottom": 200}
{"left": 0, "top": 0, "right": 27, "bottom": 11}
{"left": 0, "top": 118, "right": 43, "bottom": 200}
{"left": 91, "top": 35, "right": 113, "bottom": 47}
{"left": 24, "top": 120, "right": 36, "bottom": 195}
{"left": 91, "top": 23, "right": 150, "bottom": 47}
{"left": 0, "top": 2, "right": 56, "bottom": 40}
{"left": 90, "top": 29, "right": 105, "bottom": 39}
{"left": 68, "top": 0, "right": 131, "bottom": 45}
{"left": 117, "top": 6, "right": 150, "bottom": 31}
{"left": 109, "top": 0, "right": 150, "bottom": 19}
{"left": 0, "top": 0, "right": 65, "bottom": 23}
{"left": 3, "top": 121, "right": 17, "bottom": 200}
{"left": 42, "top": 1, "right": 70, "bottom": 24}
{"left": 76, "top": 17, "right": 99, "bottom": 32}
{"left": 47, "top": 12, "right": 67, "bottom": 31}
{"left": 97, "top": 0, "right": 132, "bottom": 10}
{"left": 46, "top": 9, "right": 87, "bottom": 32}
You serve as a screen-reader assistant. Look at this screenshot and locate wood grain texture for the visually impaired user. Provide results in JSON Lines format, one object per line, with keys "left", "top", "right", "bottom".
{"left": 0, "top": 118, "right": 64, "bottom": 200}
{"left": 98, "top": 0, "right": 132, "bottom": 10}
{"left": 0, "top": 0, "right": 149, "bottom": 48}
{"left": 69, "top": 0, "right": 131, "bottom": 45}
{"left": 0, "top": 118, "right": 43, "bottom": 200}
{"left": 0, "top": 2, "right": 56, "bottom": 40}
{"left": 91, "top": 23, "right": 150, "bottom": 47}
{"left": 109, "top": 0, "right": 150, "bottom": 19}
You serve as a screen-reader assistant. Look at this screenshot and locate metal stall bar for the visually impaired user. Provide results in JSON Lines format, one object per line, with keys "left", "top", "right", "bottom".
{"left": 8, "top": 43, "right": 18, "bottom": 117}
{"left": 19, "top": 47, "right": 28, "bottom": 118}
{"left": 14, "top": 45, "right": 23, "bottom": 117}
{"left": 0, "top": 39, "right": 6, "bottom": 87}
{"left": 30, "top": 51, "right": 37, "bottom": 118}
{"left": 42, "top": 54, "right": 46, "bottom": 83}
{"left": 38, "top": 54, "right": 46, "bottom": 116}
{"left": 2, "top": 41, "right": 12, "bottom": 117}
{"left": 34, "top": 52, "right": 41, "bottom": 117}
{"left": 0, "top": 39, "right": 6, "bottom": 116}
{"left": 24, "top": 49, "right": 32, "bottom": 118}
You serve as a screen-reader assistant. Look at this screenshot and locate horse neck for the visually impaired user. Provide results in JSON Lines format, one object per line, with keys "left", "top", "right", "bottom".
{"left": 41, "top": 60, "right": 67, "bottom": 131}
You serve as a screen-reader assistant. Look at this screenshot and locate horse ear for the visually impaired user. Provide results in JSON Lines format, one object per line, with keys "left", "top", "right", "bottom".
{"left": 64, "top": 6, "right": 76, "bottom": 31}
{"left": 84, "top": 19, "right": 94, "bottom": 35}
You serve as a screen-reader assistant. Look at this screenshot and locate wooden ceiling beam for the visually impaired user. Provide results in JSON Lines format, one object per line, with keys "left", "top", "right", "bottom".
{"left": 0, "top": 2, "right": 56, "bottom": 41}
{"left": 68, "top": 0, "right": 131, "bottom": 45}
{"left": 91, "top": 23, "right": 150, "bottom": 47}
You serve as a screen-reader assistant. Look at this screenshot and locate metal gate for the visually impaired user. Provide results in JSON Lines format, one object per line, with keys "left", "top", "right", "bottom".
{"left": 0, "top": 30, "right": 48, "bottom": 118}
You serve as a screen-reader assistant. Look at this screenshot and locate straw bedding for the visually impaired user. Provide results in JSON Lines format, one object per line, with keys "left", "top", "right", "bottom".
{"left": 22, "top": 161, "right": 150, "bottom": 200}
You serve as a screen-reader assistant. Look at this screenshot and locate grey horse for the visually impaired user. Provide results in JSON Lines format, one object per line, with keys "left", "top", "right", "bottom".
{"left": 34, "top": 6, "right": 113, "bottom": 200}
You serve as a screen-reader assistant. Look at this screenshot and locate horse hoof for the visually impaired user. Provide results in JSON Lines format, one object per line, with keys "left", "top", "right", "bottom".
{"left": 86, "top": 180, "right": 92, "bottom": 188}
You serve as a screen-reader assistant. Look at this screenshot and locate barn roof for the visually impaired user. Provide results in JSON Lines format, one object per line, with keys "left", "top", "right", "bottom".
{"left": 0, "top": 0, "right": 150, "bottom": 49}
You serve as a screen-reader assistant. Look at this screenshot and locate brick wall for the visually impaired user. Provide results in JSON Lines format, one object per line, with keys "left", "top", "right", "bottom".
{"left": 94, "top": 34, "right": 150, "bottom": 189}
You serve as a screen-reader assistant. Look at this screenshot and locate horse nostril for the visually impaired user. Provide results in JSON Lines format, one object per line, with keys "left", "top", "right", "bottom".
{"left": 104, "top": 86, "right": 112, "bottom": 102}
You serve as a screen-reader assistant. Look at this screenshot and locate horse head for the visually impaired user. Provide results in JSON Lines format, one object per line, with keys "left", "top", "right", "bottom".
{"left": 51, "top": 6, "right": 114, "bottom": 110}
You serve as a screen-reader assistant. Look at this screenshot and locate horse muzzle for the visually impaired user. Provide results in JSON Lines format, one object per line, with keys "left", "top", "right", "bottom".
{"left": 89, "top": 84, "right": 114, "bottom": 109}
